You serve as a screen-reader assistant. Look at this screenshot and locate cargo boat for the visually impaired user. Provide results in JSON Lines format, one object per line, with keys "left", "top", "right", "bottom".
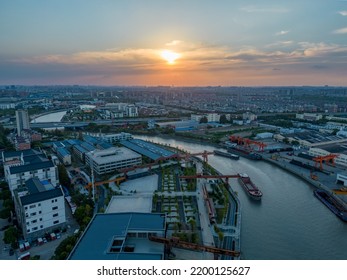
{"left": 227, "top": 146, "right": 262, "bottom": 160}
{"left": 314, "top": 189, "right": 347, "bottom": 222}
{"left": 238, "top": 173, "right": 262, "bottom": 200}
{"left": 214, "top": 150, "right": 239, "bottom": 160}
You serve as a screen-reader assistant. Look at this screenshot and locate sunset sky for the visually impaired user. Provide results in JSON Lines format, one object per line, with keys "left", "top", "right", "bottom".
{"left": 1, "top": 0, "right": 347, "bottom": 86}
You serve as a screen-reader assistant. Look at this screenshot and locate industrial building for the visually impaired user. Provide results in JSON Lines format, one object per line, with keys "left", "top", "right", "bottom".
{"left": 68, "top": 212, "right": 166, "bottom": 260}
{"left": 85, "top": 147, "right": 142, "bottom": 175}
{"left": 121, "top": 139, "right": 176, "bottom": 160}
{"left": 14, "top": 178, "right": 66, "bottom": 240}
{"left": 56, "top": 147, "right": 71, "bottom": 166}
{"left": 83, "top": 132, "right": 133, "bottom": 144}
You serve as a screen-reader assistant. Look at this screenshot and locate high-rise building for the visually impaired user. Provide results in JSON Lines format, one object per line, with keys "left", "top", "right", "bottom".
{"left": 16, "top": 109, "right": 30, "bottom": 136}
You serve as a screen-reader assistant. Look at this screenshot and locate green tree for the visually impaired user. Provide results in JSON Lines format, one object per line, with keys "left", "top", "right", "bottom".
{"left": 58, "top": 164, "right": 71, "bottom": 188}
{"left": 199, "top": 116, "right": 208, "bottom": 123}
{"left": 219, "top": 114, "right": 228, "bottom": 124}
{"left": 3, "top": 226, "right": 18, "bottom": 248}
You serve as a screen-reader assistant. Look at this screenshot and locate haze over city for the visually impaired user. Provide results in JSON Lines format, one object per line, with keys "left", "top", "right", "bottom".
{"left": 1, "top": 0, "right": 347, "bottom": 86}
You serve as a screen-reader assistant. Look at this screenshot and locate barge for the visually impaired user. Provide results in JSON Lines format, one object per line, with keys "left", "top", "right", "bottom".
{"left": 238, "top": 173, "right": 263, "bottom": 200}
{"left": 214, "top": 150, "right": 239, "bottom": 160}
{"left": 227, "top": 146, "right": 262, "bottom": 160}
{"left": 314, "top": 189, "right": 347, "bottom": 222}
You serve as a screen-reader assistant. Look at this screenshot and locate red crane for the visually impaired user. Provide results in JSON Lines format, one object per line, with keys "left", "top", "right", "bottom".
{"left": 229, "top": 136, "right": 267, "bottom": 152}
{"left": 179, "top": 174, "right": 240, "bottom": 185}
{"left": 149, "top": 236, "right": 240, "bottom": 258}
{"left": 313, "top": 154, "right": 338, "bottom": 170}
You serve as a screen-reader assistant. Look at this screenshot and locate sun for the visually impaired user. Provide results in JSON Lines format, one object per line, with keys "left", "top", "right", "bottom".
{"left": 161, "top": 50, "right": 180, "bottom": 64}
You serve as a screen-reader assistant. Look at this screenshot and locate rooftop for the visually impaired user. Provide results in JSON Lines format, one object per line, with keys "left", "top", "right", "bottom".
{"left": 18, "top": 178, "right": 63, "bottom": 206}
{"left": 56, "top": 147, "right": 71, "bottom": 157}
{"left": 87, "top": 147, "right": 141, "bottom": 165}
{"left": 68, "top": 212, "right": 165, "bottom": 260}
{"left": 121, "top": 139, "right": 176, "bottom": 160}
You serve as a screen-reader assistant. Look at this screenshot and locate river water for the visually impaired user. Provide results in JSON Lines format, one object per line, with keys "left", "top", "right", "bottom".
{"left": 136, "top": 135, "right": 347, "bottom": 260}
{"left": 31, "top": 111, "right": 67, "bottom": 123}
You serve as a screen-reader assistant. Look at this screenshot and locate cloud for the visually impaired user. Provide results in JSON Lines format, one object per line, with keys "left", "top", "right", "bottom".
{"left": 165, "top": 40, "right": 182, "bottom": 46}
{"left": 338, "top": 11, "right": 347, "bottom": 16}
{"left": 240, "top": 5, "right": 289, "bottom": 13}
{"left": 333, "top": 27, "right": 347, "bottom": 34}
{"left": 275, "top": 30, "right": 289, "bottom": 36}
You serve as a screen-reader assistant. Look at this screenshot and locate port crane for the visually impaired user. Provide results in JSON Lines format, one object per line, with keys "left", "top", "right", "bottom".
{"left": 229, "top": 136, "right": 267, "bottom": 152}
{"left": 313, "top": 154, "right": 338, "bottom": 170}
{"left": 179, "top": 174, "right": 240, "bottom": 185}
{"left": 149, "top": 236, "right": 240, "bottom": 258}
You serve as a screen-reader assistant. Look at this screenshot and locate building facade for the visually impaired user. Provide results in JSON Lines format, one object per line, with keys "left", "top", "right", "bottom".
{"left": 14, "top": 178, "right": 66, "bottom": 240}
{"left": 86, "top": 147, "right": 142, "bottom": 175}
{"left": 16, "top": 109, "right": 30, "bottom": 136}
{"left": 2, "top": 150, "right": 58, "bottom": 196}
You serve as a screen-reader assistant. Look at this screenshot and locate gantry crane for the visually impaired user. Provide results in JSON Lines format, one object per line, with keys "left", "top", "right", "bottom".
{"left": 229, "top": 136, "right": 267, "bottom": 152}
{"left": 313, "top": 154, "right": 338, "bottom": 170}
{"left": 149, "top": 236, "right": 240, "bottom": 258}
{"left": 179, "top": 174, "right": 240, "bottom": 185}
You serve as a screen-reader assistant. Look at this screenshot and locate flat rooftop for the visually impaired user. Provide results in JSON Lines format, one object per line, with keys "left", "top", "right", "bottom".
{"left": 68, "top": 212, "right": 165, "bottom": 260}
{"left": 121, "top": 139, "right": 176, "bottom": 160}
{"left": 87, "top": 147, "right": 141, "bottom": 165}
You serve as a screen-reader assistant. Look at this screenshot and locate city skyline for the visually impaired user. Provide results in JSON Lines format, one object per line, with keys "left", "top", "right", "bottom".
{"left": 1, "top": 0, "right": 347, "bottom": 86}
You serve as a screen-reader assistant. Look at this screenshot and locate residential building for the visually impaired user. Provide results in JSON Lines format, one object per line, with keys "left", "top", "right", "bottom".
{"left": 296, "top": 113, "right": 323, "bottom": 121}
{"left": 13, "top": 136, "right": 31, "bottom": 151}
{"left": 14, "top": 178, "right": 66, "bottom": 240}
{"left": 242, "top": 112, "right": 257, "bottom": 122}
{"left": 68, "top": 212, "right": 166, "bottom": 260}
{"left": 85, "top": 147, "right": 142, "bottom": 175}
{"left": 2, "top": 149, "right": 58, "bottom": 196}
{"left": 16, "top": 109, "right": 30, "bottom": 136}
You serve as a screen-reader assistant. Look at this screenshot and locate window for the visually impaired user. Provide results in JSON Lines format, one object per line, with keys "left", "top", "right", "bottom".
{"left": 39, "top": 211, "right": 42, "bottom": 214}
{"left": 32, "top": 219, "right": 37, "bottom": 224}
{"left": 53, "top": 220, "right": 59, "bottom": 224}
{"left": 138, "top": 232, "right": 147, "bottom": 238}
{"left": 39, "top": 218, "right": 42, "bottom": 221}
{"left": 30, "top": 212, "right": 36, "bottom": 216}
{"left": 53, "top": 213, "right": 58, "bottom": 217}
{"left": 24, "top": 206, "right": 28, "bottom": 210}
{"left": 32, "top": 227, "right": 38, "bottom": 231}
{"left": 27, "top": 229, "right": 30, "bottom": 233}
{"left": 40, "top": 225, "right": 43, "bottom": 229}
{"left": 52, "top": 206, "right": 58, "bottom": 210}
{"left": 29, "top": 204, "right": 36, "bottom": 209}
{"left": 38, "top": 203, "right": 41, "bottom": 207}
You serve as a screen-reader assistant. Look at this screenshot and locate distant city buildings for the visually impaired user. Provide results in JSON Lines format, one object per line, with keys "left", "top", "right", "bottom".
{"left": 296, "top": 113, "right": 323, "bottom": 121}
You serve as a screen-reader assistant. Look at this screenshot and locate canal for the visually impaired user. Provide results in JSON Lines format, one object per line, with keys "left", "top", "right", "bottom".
{"left": 136, "top": 135, "right": 347, "bottom": 260}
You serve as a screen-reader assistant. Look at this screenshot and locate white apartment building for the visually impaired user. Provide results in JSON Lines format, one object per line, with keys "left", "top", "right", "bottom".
{"left": 14, "top": 178, "right": 66, "bottom": 240}
{"left": 2, "top": 150, "right": 58, "bottom": 196}
{"left": 85, "top": 147, "right": 142, "bottom": 175}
